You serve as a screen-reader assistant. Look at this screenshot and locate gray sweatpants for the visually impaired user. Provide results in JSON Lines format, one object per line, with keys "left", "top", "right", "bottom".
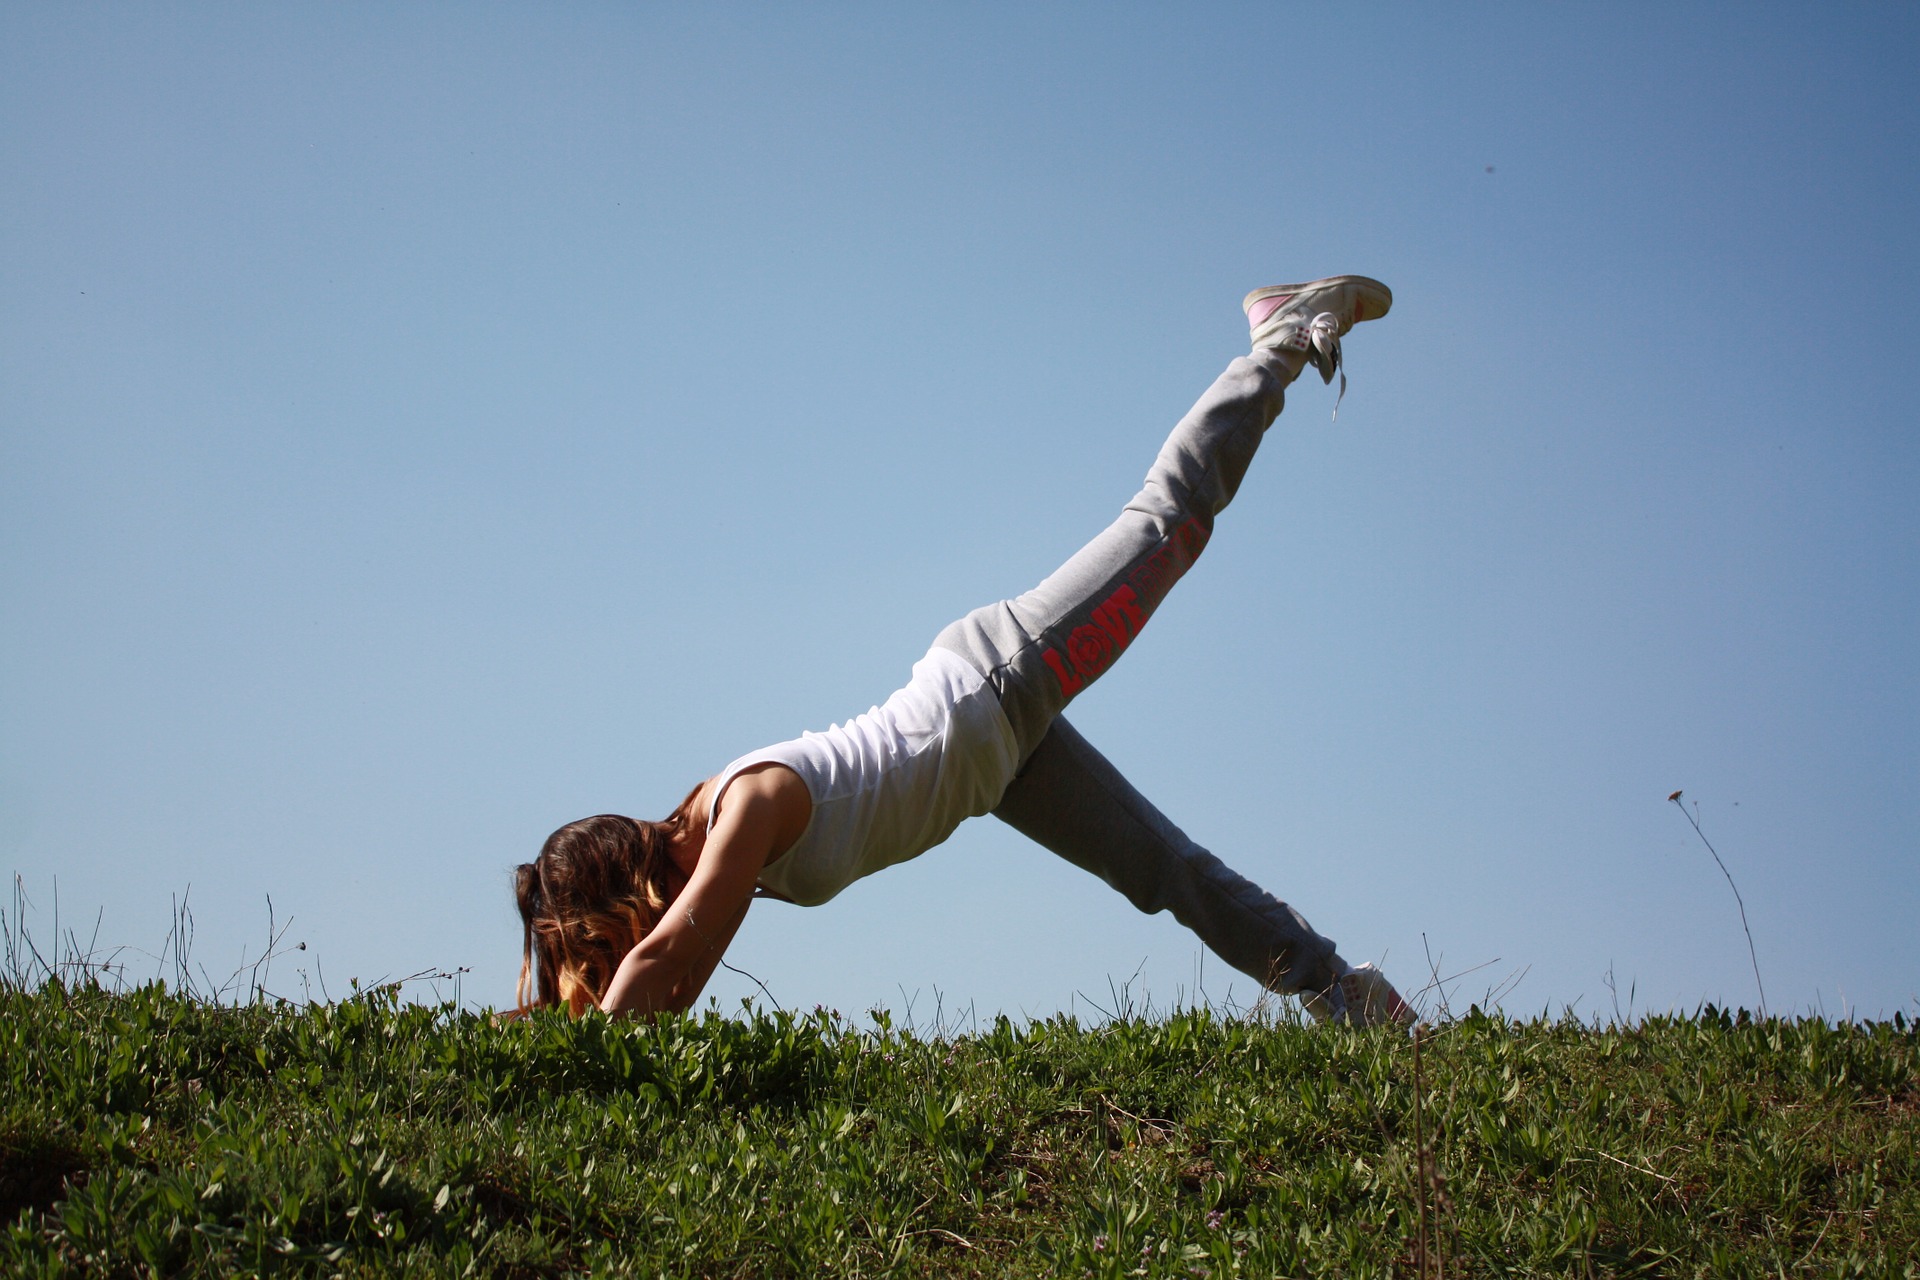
{"left": 932, "top": 349, "right": 1340, "bottom": 996}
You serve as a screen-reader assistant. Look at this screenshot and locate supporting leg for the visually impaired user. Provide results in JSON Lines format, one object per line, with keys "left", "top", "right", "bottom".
{"left": 990, "top": 715, "right": 1340, "bottom": 996}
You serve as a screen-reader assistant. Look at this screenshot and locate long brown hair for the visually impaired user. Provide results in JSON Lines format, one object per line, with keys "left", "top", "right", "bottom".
{"left": 514, "top": 783, "right": 705, "bottom": 1015}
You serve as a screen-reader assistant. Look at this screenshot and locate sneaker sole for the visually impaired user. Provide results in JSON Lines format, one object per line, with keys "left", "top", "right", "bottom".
{"left": 1242, "top": 275, "right": 1394, "bottom": 325}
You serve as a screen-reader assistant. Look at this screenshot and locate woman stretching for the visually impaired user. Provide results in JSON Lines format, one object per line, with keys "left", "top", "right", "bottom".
{"left": 514, "top": 274, "right": 1415, "bottom": 1028}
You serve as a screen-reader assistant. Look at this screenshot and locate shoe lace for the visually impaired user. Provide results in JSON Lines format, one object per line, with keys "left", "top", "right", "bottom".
{"left": 1304, "top": 312, "right": 1349, "bottom": 421}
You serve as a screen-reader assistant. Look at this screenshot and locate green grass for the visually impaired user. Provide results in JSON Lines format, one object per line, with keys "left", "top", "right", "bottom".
{"left": 2, "top": 983, "right": 1915, "bottom": 1277}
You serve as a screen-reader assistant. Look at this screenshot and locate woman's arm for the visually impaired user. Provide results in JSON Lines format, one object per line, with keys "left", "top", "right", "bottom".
{"left": 663, "top": 896, "right": 752, "bottom": 1013}
{"left": 599, "top": 768, "right": 799, "bottom": 1018}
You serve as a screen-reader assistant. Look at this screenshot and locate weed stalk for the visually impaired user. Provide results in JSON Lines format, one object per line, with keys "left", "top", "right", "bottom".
{"left": 1668, "top": 791, "right": 1768, "bottom": 1019}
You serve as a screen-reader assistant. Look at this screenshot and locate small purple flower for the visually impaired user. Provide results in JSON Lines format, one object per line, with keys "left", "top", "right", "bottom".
{"left": 1206, "top": 1209, "right": 1225, "bottom": 1230}
{"left": 1092, "top": 1234, "right": 1107, "bottom": 1253}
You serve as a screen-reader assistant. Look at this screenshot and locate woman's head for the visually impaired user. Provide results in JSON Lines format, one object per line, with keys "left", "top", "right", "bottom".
{"left": 514, "top": 785, "right": 704, "bottom": 1015}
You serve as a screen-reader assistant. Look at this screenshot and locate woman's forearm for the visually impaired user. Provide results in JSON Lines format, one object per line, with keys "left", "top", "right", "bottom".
{"left": 667, "top": 899, "right": 750, "bottom": 1012}
{"left": 600, "top": 946, "right": 682, "bottom": 1018}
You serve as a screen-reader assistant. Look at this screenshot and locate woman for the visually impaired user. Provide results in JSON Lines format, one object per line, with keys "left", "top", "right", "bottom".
{"left": 514, "top": 274, "right": 1415, "bottom": 1028}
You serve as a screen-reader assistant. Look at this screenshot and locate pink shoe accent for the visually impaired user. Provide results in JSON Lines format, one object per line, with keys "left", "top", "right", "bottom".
{"left": 1246, "top": 294, "right": 1292, "bottom": 328}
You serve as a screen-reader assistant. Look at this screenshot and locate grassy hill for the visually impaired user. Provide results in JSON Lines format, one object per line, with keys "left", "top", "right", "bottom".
{"left": 3, "top": 983, "right": 1915, "bottom": 1277}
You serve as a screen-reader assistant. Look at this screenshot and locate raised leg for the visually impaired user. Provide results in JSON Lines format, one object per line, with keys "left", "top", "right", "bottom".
{"left": 989, "top": 715, "right": 1340, "bottom": 996}
{"left": 934, "top": 348, "right": 1297, "bottom": 758}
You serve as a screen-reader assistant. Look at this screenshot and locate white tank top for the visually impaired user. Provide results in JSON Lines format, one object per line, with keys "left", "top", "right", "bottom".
{"left": 708, "top": 647, "right": 1020, "bottom": 906}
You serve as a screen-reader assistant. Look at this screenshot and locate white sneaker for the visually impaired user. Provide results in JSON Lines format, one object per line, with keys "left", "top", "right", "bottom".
{"left": 1243, "top": 275, "right": 1393, "bottom": 389}
{"left": 1302, "top": 961, "right": 1417, "bottom": 1029}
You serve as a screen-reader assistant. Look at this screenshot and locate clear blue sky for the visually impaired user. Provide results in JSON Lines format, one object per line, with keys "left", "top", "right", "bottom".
{"left": 5, "top": 5, "right": 1915, "bottom": 1022}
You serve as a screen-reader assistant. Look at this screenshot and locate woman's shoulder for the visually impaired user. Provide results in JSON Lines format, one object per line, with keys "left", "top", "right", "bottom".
{"left": 708, "top": 761, "right": 813, "bottom": 857}
{"left": 720, "top": 759, "right": 807, "bottom": 799}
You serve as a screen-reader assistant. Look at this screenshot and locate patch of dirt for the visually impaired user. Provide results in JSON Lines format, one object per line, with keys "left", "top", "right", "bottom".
{"left": 0, "top": 1124, "right": 89, "bottom": 1222}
